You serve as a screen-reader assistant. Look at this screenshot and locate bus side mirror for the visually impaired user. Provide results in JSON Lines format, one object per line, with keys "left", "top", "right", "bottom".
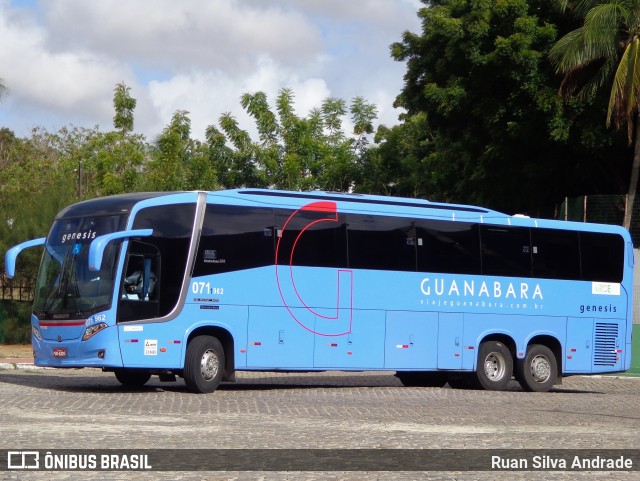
{"left": 89, "top": 229, "right": 153, "bottom": 272}
{"left": 5, "top": 237, "right": 46, "bottom": 279}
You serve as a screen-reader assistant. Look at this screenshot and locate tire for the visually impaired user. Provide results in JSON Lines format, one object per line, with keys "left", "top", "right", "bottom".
{"left": 114, "top": 369, "right": 151, "bottom": 387}
{"left": 395, "top": 371, "right": 448, "bottom": 388}
{"left": 184, "top": 335, "right": 225, "bottom": 394}
{"left": 516, "top": 344, "right": 557, "bottom": 392}
{"left": 475, "top": 341, "right": 513, "bottom": 391}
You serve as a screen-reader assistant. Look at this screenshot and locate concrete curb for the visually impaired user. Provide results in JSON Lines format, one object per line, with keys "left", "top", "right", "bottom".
{"left": 0, "top": 362, "right": 47, "bottom": 370}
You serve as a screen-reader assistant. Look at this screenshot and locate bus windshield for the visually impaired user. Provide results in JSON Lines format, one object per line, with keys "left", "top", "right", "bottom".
{"left": 33, "top": 214, "right": 127, "bottom": 319}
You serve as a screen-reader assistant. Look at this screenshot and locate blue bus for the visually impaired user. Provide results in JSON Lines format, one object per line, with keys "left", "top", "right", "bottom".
{"left": 5, "top": 189, "right": 633, "bottom": 393}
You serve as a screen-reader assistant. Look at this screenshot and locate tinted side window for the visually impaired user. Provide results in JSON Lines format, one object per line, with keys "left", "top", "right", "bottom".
{"left": 531, "top": 229, "right": 581, "bottom": 280}
{"left": 580, "top": 232, "right": 624, "bottom": 282}
{"left": 348, "top": 215, "right": 416, "bottom": 272}
{"left": 481, "top": 226, "right": 532, "bottom": 277}
{"left": 417, "top": 220, "right": 481, "bottom": 274}
{"left": 131, "top": 203, "right": 196, "bottom": 317}
{"left": 193, "top": 205, "right": 275, "bottom": 276}
{"left": 275, "top": 208, "right": 347, "bottom": 268}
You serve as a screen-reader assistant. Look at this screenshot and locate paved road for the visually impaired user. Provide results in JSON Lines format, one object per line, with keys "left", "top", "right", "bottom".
{"left": 0, "top": 368, "right": 639, "bottom": 480}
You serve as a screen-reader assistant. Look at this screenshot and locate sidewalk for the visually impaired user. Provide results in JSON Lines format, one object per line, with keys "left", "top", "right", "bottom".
{"left": 0, "top": 356, "right": 38, "bottom": 370}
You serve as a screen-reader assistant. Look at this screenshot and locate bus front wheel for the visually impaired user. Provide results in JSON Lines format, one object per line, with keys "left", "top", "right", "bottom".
{"left": 184, "top": 335, "right": 225, "bottom": 394}
{"left": 475, "top": 341, "right": 513, "bottom": 391}
{"left": 516, "top": 344, "right": 557, "bottom": 392}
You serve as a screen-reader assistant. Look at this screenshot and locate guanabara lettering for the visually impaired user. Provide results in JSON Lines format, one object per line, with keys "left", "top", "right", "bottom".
{"left": 420, "top": 278, "right": 543, "bottom": 300}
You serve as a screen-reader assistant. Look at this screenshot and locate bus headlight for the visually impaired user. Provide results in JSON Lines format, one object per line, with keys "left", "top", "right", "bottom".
{"left": 82, "top": 322, "right": 108, "bottom": 341}
{"left": 32, "top": 325, "right": 42, "bottom": 341}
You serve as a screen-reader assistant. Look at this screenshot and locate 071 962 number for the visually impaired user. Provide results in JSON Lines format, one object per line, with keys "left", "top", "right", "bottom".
{"left": 191, "top": 282, "right": 224, "bottom": 295}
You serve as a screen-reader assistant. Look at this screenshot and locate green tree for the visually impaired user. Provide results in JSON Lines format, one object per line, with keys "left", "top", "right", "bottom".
{"left": 87, "top": 83, "right": 146, "bottom": 195}
{"left": 208, "top": 89, "right": 377, "bottom": 192}
{"left": 147, "top": 110, "right": 192, "bottom": 191}
{"left": 384, "top": 0, "right": 628, "bottom": 214}
{"left": 113, "top": 82, "right": 136, "bottom": 135}
{"left": 146, "top": 110, "right": 218, "bottom": 191}
{"left": 0, "top": 77, "right": 7, "bottom": 103}
{"left": 549, "top": 0, "right": 640, "bottom": 228}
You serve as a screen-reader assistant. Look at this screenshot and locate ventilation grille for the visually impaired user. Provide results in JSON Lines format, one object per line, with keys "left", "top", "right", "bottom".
{"left": 594, "top": 323, "right": 619, "bottom": 367}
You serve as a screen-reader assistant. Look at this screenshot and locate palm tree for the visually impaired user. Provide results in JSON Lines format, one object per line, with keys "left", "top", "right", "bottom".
{"left": 549, "top": 0, "right": 640, "bottom": 229}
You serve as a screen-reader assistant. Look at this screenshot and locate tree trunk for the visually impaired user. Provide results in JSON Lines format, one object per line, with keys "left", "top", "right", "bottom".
{"left": 623, "top": 120, "right": 640, "bottom": 230}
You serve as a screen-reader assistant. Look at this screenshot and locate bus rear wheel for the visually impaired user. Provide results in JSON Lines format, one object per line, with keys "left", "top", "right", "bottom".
{"left": 517, "top": 344, "right": 557, "bottom": 392}
{"left": 114, "top": 369, "right": 151, "bottom": 387}
{"left": 395, "top": 371, "right": 448, "bottom": 387}
{"left": 184, "top": 335, "right": 225, "bottom": 394}
{"left": 475, "top": 341, "right": 513, "bottom": 391}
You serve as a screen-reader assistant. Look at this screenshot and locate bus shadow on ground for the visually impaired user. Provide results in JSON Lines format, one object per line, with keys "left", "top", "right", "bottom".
{"left": 0, "top": 371, "right": 601, "bottom": 395}
{"left": 0, "top": 372, "right": 405, "bottom": 393}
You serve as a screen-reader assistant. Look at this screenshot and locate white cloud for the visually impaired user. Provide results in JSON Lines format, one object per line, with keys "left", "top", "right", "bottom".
{"left": 0, "top": 0, "right": 421, "bottom": 140}
{"left": 148, "top": 57, "right": 332, "bottom": 140}
{"left": 43, "top": 0, "right": 324, "bottom": 75}
{"left": 0, "top": 0, "right": 149, "bottom": 129}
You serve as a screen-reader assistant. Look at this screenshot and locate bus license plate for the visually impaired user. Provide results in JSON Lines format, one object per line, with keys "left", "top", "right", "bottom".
{"left": 52, "top": 348, "right": 67, "bottom": 358}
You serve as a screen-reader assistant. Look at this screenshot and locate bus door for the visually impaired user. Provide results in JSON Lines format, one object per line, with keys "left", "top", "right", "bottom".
{"left": 117, "top": 202, "right": 196, "bottom": 368}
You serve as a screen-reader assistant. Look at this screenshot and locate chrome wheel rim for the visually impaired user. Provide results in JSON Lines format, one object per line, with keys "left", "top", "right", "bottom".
{"left": 530, "top": 355, "right": 551, "bottom": 383}
{"left": 200, "top": 349, "right": 219, "bottom": 381}
{"left": 484, "top": 352, "right": 506, "bottom": 381}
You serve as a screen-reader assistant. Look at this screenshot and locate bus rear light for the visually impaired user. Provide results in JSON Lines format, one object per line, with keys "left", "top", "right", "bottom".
{"left": 82, "top": 322, "right": 108, "bottom": 341}
{"left": 173, "top": 340, "right": 181, "bottom": 344}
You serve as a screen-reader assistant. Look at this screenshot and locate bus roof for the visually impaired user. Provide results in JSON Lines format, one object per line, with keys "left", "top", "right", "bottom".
{"left": 54, "top": 189, "right": 631, "bottom": 240}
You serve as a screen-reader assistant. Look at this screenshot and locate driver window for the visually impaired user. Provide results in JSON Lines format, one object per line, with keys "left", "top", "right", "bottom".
{"left": 123, "top": 254, "right": 158, "bottom": 301}
{"left": 118, "top": 241, "right": 160, "bottom": 322}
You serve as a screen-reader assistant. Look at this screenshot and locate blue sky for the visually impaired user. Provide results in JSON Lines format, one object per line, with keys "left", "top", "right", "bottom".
{"left": 0, "top": 0, "right": 421, "bottom": 140}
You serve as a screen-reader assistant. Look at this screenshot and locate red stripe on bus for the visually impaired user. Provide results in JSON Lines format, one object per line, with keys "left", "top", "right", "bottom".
{"left": 39, "top": 321, "right": 86, "bottom": 327}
